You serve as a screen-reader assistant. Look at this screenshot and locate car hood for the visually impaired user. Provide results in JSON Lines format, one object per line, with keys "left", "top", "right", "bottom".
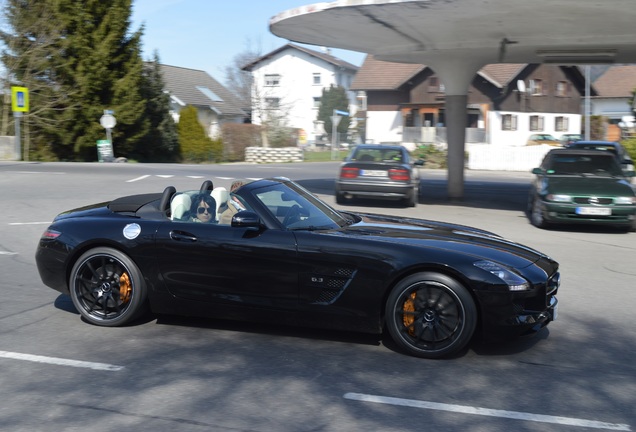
{"left": 545, "top": 176, "right": 634, "bottom": 196}
{"left": 339, "top": 213, "right": 555, "bottom": 271}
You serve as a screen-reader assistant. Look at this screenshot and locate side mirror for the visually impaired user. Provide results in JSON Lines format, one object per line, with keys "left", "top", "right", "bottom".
{"left": 231, "top": 211, "right": 262, "bottom": 229}
{"left": 531, "top": 167, "right": 543, "bottom": 175}
{"left": 414, "top": 159, "right": 425, "bottom": 166}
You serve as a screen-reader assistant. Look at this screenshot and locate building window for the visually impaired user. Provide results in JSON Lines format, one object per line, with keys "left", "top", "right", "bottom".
{"left": 313, "top": 73, "right": 321, "bottom": 85}
{"left": 555, "top": 116, "right": 569, "bottom": 131}
{"left": 529, "top": 79, "right": 543, "bottom": 95}
{"left": 529, "top": 115, "right": 544, "bottom": 131}
{"left": 265, "top": 97, "right": 280, "bottom": 109}
{"left": 313, "top": 97, "right": 321, "bottom": 109}
{"left": 502, "top": 114, "right": 518, "bottom": 131}
{"left": 556, "top": 81, "right": 569, "bottom": 97}
{"left": 429, "top": 76, "right": 445, "bottom": 93}
{"left": 265, "top": 74, "right": 280, "bottom": 86}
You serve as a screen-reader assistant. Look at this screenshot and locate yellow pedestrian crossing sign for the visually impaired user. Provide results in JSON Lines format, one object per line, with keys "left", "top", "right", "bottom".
{"left": 11, "top": 87, "right": 29, "bottom": 112}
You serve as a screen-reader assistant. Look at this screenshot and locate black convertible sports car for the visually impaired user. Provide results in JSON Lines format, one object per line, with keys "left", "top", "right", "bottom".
{"left": 36, "top": 178, "right": 559, "bottom": 359}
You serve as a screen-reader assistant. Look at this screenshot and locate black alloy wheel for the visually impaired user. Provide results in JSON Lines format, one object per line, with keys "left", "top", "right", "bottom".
{"left": 69, "top": 247, "right": 147, "bottom": 327}
{"left": 385, "top": 272, "right": 477, "bottom": 359}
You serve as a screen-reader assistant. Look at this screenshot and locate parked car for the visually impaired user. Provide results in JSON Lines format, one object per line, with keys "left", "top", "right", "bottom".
{"left": 35, "top": 178, "right": 559, "bottom": 359}
{"left": 526, "top": 134, "right": 561, "bottom": 146}
{"left": 335, "top": 144, "right": 423, "bottom": 206}
{"left": 565, "top": 140, "right": 634, "bottom": 175}
{"left": 528, "top": 149, "right": 636, "bottom": 231}
{"left": 559, "top": 133, "right": 582, "bottom": 147}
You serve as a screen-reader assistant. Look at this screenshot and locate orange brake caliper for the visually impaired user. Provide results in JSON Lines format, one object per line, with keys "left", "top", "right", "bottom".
{"left": 403, "top": 292, "right": 416, "bottom": 336}
{"left": 119, "top": 273, "right": 132, "bottom": 304}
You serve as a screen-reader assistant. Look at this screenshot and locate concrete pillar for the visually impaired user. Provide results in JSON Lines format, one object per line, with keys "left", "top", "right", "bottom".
{"left": 445, "top": 95, "right": 468, "bottom": 200}
{"left": 426, "top": 58, "right": 484, "bottom": 200}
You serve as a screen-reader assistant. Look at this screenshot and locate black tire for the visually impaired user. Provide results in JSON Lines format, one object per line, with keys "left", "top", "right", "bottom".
{"left": 530, "top": 196, "right": 549, "bottom": 229}
{"left": 335, "top": 192, "right": 346, "bottom": 205}
{"left": 406, "top": 186, "right": 418, "bottom": 207}
{"left": 69, "top": 247, "right": 147, "bottom": 327}
{"left": 385, "top": 272, "right": 477, "bottom": 359}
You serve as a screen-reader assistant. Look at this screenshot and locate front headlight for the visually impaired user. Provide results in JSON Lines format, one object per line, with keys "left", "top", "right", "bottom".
{"left": 546, "top": 194, "right": 572, "bottom": 202}
{"left": 474, "top": 260, "right": 530, "bottom": 291}
{"left": 614, "top": 196, "right": 636, "bottom": 205}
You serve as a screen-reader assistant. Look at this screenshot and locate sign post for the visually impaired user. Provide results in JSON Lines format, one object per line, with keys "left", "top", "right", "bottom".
{"left": 11, "top": 87, "right": 29, "bottom": 160}
{"left": 331, "top": 109, "right": 349, "bottom": 160}
{"left": 99, "top": 110, "right": 116, "bottom": 162}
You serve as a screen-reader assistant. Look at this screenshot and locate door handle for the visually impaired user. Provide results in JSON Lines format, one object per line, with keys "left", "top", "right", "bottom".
{"left": 170, "top": 230, "right": 197, "bottom": 242}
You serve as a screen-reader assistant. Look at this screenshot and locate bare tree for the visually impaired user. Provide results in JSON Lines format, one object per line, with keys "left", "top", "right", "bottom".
{"left": 224, "top": 39, "right": 262, "bottom": 117}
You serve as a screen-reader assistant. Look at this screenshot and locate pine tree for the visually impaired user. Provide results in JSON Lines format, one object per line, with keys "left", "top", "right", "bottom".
{"left": 1, "top": 0, "right": 148, "bottom": 161}
{"left": 136, "top": 53, "right": 179, "bottom": 162}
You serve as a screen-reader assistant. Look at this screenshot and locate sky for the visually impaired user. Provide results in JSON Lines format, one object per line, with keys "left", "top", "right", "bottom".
{"left": 130, "top": 0, "right": 367, "bottom": 83}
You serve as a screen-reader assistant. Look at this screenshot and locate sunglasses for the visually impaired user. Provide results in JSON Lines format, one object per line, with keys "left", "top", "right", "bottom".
{"left": 197, "top": 206, "right": 210, "bottom": 215}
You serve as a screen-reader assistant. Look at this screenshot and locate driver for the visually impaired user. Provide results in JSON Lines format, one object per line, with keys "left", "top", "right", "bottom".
{"left": 190, "top": 193, "right": 217, "bottom": 223}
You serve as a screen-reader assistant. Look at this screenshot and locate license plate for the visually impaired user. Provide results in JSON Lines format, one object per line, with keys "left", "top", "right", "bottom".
{"left": 360, "top": 170, "right": 387, "bottom": 177}
{"left": 575, "top": 207, "right": 611, "bottom": 216}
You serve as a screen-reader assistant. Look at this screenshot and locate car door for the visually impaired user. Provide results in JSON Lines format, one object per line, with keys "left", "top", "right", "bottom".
{"left": 155, "top": 220, "right": 299, "bottom": 314}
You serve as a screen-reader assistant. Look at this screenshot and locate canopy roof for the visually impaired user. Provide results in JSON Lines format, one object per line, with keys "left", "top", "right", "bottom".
{"left": 270, "top": 0, "right": 636, "bottom": 68}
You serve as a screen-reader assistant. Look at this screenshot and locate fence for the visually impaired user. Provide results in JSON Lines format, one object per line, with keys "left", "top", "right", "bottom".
{"left": 467, "top": 143, "right": 553, "bottom": 171}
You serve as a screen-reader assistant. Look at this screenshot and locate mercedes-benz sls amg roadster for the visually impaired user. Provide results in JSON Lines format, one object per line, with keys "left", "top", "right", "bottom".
{"left": 36, "top": 178, "right": 559, "bottom": 358}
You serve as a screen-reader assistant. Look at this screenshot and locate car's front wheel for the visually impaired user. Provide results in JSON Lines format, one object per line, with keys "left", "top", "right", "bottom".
{"left": 385, "top": 272, "right": 477, "bottom": 359}
{"left": 69, "top": 247, "right": 148, "bottom": 327}
{"left": 530, "top": 197, "right": 549, "bottom": 229}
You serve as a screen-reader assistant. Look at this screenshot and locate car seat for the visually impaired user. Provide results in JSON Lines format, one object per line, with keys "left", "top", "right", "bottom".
{"left": 210, "top": 187, "right": 229, "bottom": 221}
{"left": 170, "top": 193, "right": 192, "bottom": 221}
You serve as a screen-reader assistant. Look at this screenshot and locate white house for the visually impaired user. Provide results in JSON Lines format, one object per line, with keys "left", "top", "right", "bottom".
{"left": 590, "top": 65, "right": 636, "bottom": 126}
{"left": 242, "top": 43, "right": 359, "bottom": 145}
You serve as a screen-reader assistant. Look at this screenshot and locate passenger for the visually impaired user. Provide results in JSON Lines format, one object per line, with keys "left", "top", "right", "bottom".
{"left": 219, "top": 180, "right": 247, "bottom": 225}
{"left": 190, "top": 193, "right": 217, "bottom": 223}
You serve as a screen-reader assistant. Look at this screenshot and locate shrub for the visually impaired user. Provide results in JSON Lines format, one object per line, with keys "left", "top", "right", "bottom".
{"left": 221, "top": 123, "right": 262, "bottom": 161}
{"left": 621, "top": 138, "right": 636, "bottom": 161}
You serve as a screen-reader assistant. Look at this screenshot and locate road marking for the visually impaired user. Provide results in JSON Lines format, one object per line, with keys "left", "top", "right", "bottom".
{"left": 0, "top": 251, "right": 18, "bottom": 255}
{"left": 126, "top": 175, "right": 150, "bottom": 183}
{"left": 9, "top": 222, "right": 50, "bottom": 226}
{"left": 156, "top": 175, "right": 174, "bottom": 178}
{"left": 0, "top": 351, "right": 124, "bottom": 371}
{"left": 343, "top": 393, "right": 630, "bottom": 431}
{"left": 16, "top": 171, "right": 65, "bottom": 175}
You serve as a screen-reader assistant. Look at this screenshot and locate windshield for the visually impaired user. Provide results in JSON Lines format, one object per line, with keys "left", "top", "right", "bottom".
{"left": 350, "top": 147, "right": 405, "bottom": 163}
{"left": 546, "top": 154, "right": 623, "bottom": 176}
{"left": 251, "top": 181, "right": 349, "bottom": 230}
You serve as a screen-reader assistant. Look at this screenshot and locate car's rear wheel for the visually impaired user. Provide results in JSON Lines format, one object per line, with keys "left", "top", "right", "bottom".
{"left": 406, "top": 186, "right": 418, "bottom": 207}
{"left": 69, "top": 247, "right": 147, "bottom": 327}
{"left": 385, "top": 272, "right": 477, "bottom": 358}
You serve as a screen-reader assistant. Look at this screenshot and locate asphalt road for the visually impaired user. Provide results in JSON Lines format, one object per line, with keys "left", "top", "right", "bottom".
{"left": 1, "top": 161, "right": 634, "bottom": 432}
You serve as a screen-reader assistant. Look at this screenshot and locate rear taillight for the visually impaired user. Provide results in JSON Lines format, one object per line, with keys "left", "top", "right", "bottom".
{"left": 340, "top": 167, "right": 359, "bottom": 179}
{"left": 389, "top": 168, "right": 410, "bottom": 181}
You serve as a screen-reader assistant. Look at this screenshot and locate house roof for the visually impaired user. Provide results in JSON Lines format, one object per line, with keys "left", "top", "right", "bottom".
{"left": 352, "top": 55, "right": 589, "bottom": 93}
{"left": 159, "top": 64, "right": 245, "bottom": 117}
{"left": 593, "top": 65, "right": 636, "bottom": 98}
{"left": 351, "top": 56, "right": 426, "bottom": 90}
{"left": 242, "top": 43, "right": 359, "bottom": 72}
